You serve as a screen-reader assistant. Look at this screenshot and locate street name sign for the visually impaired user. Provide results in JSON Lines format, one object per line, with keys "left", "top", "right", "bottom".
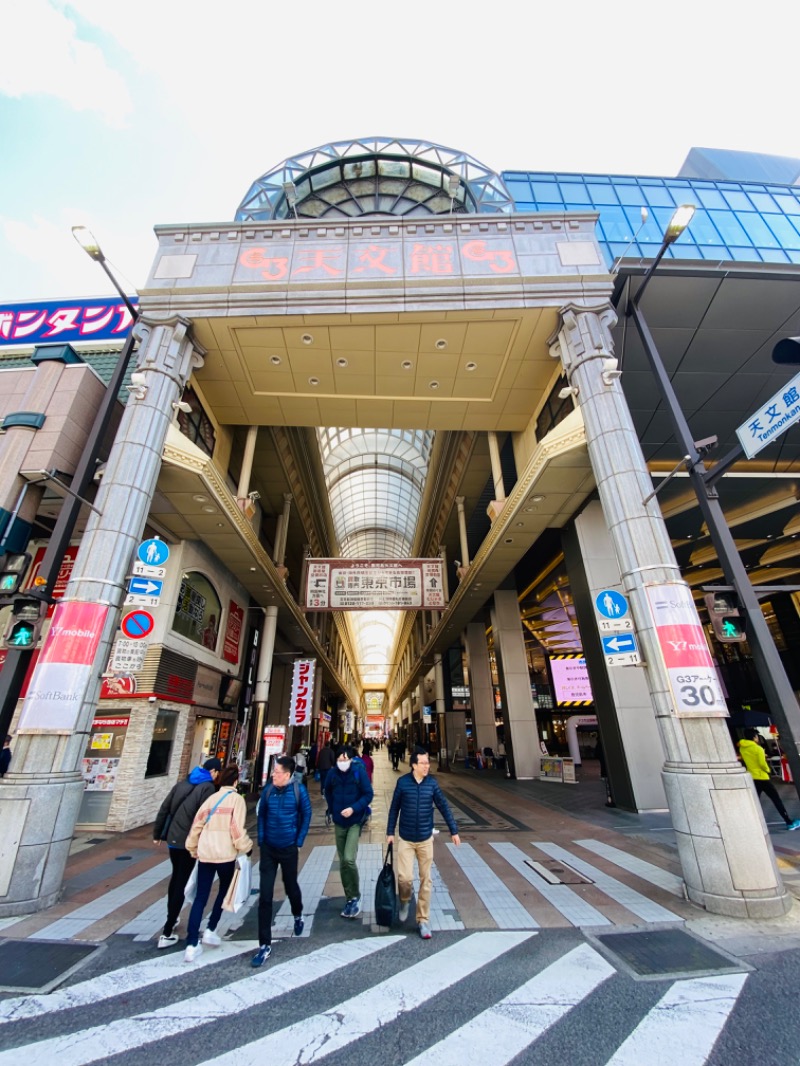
{"left": 736, "top": 371, "right": 800, "bottom": 459}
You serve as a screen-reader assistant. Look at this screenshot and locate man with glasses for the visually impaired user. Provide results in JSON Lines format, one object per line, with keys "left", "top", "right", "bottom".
{"left": 387, "top": 749, "right": 460, "bottom": 939}
{"left": 252, "top": 755, "right": 312, "bottom": 967}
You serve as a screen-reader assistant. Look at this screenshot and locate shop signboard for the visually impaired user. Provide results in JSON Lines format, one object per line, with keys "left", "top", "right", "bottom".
{"left": 223, "top": 600, "right": 244, "bottom": 664}
{"left": 289, "top": 658, "right": 315, "bottom": 726}
{"left": 645, "top": 582, "right": 727, "bottom": 717}
{"left": 304, "top": 558, "right": 445, "bottom": 611}
{"left": 81, "top": 715, "right": 129, "bottom": 792}
{"left": 109, "top": 638, "right": 147, "bottom": 673}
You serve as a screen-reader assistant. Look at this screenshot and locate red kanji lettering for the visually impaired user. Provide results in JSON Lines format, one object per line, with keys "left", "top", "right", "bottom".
{"left": 353, "top": 245, "right": 397, "bottom": 275}
{"left": 410, "top": 243, "right": 453, "bottom": 275}
{"left": 293, "top": 247, "right": 343, "bottom": 277}
{"left": 461, "top": 239, "right": 516, "bottom": 274}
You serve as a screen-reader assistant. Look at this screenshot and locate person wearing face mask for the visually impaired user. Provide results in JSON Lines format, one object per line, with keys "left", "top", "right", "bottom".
{"left": 324, "top": 744, "right": 374, "bottom": 918}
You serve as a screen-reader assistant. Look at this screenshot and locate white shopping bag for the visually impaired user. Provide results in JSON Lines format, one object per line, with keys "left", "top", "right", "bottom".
{"left": 223, "top": 854, "right": 252, "bottom": 913}
{"left": 183, "top": 863, "right": 199, "bottom": 905}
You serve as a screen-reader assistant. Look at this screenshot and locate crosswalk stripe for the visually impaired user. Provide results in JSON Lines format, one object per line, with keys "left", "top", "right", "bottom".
{"left": 0, "top": 940, "right": 259, "bottom": 1025}
{"left": 532, "top": 843, "right": 683, "bottom": 924}
{"left": 447, "top": 842, "right": 539, "bottom": 928}
{"left": 404, "top": 943, "right": 615, "bottom": 1065}
{"left": 0, "top": 937, "right": 401, "bottom": 1065}
{"left": 490, "top": 842, "right": 612, "bottom": 926}
{"left": 605, "top": 972, "right": 748, "bottom": 1065}
{"left": 198, "top": 931, "right": 535, "bottom": 1066}
{"left": 30, "top": 860, "right": 171, "bottom": 940}
{"left": 272, "top": 844, "right": 336, "bottom": 936}
{"left": 573, "top": 839, "right": 685, "bottom": 897}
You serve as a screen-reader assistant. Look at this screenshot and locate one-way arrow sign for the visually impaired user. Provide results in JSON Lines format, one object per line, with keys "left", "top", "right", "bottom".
{"left": 127, "top": 577, "right": 164, "bottom": 598}
{"left": 601, "top": 631, "right": 641, "bottom": 666}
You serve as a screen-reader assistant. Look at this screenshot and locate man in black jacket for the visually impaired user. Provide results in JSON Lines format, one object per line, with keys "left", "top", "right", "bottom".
{"left": 387, "top": 749, "right": 459, "bottom": 940}
{"left": 153, "top": 757, "right": 221, "bottom": 948}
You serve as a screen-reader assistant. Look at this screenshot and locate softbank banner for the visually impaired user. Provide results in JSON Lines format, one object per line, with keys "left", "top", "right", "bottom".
{"left": 18, "top": 601, "right": 109, "bottom": 733}
{"left": 289, "top": 658, "right": 315, "bottom": 728}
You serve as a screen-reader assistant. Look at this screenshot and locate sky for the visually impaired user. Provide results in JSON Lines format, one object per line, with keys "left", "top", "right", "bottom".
{"left": 1, "top": 0, "right": 799, "bottom": 303}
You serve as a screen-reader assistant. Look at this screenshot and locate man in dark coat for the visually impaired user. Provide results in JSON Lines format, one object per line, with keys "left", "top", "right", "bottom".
{"left": 0, "top": 735, "right": 11, "bottom": 777}
{"left": 387, "top": 749, "right": 460, "bottom": 939}
{"left": 252, "top": 755, "right": 312, "bottom": 967}
{"left": 153, "top": 757, "right": 221, "bottom": 948}
{"left": 316, "top": 739, "right": 336, "bottom": 796}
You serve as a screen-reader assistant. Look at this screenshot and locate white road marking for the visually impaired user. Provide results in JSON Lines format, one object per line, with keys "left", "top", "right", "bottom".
{"left": 491, "top": 842, "right": 611, "bottom": 926}
{"left": 405, "top": 943, "right": 615, "bottom": 1064}
{"left": 199, "top": 931, "right": 535, "bottom": 1066}
{"left": 0, "top": 937, "right": 401, "bottom": 1065}
{"left": 573, "top": 839, "right": 685, "bottom": 897}
{"left": 447, "top": 842, "right": 539, "bottom": 928}
{"left": 605, "top": 972, "right": 748, "bottom": 1065}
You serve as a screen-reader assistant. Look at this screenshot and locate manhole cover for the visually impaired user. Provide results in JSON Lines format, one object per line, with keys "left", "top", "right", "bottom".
{"left": 594, "top": 929, "right": 745, "bottom": 979}
{"left": 0, "top": 939, "right": 102, "bottom": 993}
{"left": 525, "top": 858, "right": 592, "bottom": 885}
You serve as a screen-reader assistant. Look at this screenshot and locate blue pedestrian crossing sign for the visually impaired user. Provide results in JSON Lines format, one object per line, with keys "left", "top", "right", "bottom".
{"left": 137, "top": 539, "right": 170, "bottom": 567}
{"left": 595, "top": 589, "right": 628, "bottom": 619}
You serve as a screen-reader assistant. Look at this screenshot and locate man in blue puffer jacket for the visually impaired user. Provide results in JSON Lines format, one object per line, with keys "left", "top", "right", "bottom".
{"left": 252, "top": 755, "right": 312, "bottom": 967}
{"left": 387, "top": 748, "right": 460, "bottom": 940}
{"left": 324, "top": 745, "right": 374, "bottom": 918}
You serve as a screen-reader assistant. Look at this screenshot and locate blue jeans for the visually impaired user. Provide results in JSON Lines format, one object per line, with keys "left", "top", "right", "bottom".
{"left": 186, "top": 860, "right": 236, "bottom": 946}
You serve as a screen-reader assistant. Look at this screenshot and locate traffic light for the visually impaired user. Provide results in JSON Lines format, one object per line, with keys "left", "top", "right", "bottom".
{"left": 704, "top": 592, "right": 746, "bottom": 644}
{"left": 0, "top": 552, "right": 31, "bottom": 601}
{"left": 2, "top": 597, "right": 45, "bottom": 649}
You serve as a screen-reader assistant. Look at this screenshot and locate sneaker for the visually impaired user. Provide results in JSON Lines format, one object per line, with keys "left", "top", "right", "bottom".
{"left": 293, "top": 916, "right": 305, "bottom": 936}
{"left": 419, "top": 922, "right": 432, "bottom": 940}
{"left": 349, "top": 895, "right": 362, "bottom": 918}
{"left": 202, "top": 928, "right": 221, "bottom": 946}
{"left": 341, "top": 899, "right": 355, "bottom": 918}
{"left": 398, "top": 900, "right": 410, "bottom": 922}
{"left": 157, "top": 933, "right": 179, "bottom": 949}
{"left": 787, "top": 820, "right": 800, "bottom": 831}
{"left": 251, "top": 944, "right": 271, "bottom": 967}
{"left": 184, "top": 944, "right": 203, "bottom": 963}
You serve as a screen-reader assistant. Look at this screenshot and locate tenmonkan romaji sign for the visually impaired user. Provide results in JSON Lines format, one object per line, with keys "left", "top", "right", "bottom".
{"left": 304, "top": 559, "right": 445, "bottom": 611}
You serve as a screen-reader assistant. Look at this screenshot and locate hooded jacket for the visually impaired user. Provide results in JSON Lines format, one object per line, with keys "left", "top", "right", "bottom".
{"left": 324, "top": 761, "right": 373, "bottom": 828}
{"left": 739, "top": 737, "right": 771, "bottom": 780}
{"left": 153, "top": 766, "right": 217, "bottom": 848}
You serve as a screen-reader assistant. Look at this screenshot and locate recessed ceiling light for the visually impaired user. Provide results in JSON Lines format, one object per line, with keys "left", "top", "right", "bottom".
{"left": 465, "top": 361, "right": 477, "bottom": 371}
{"left": 192, "top": 494, "right": 208, "bottom": 502}
{"left": 336, "top": 357, "right": 348, "bottom": 368}
{"left": 401, "top": 360, "right": 413, "bottom": 370}
{"left": 504, "top": 537, "right": 513, "bottom": 544}
{"left": 435, "top": 338, "right": 447, "bottom": 350}
{"left": 216, "top": 522, "right": 224, "bottom": 528}
{"left": 250, "top": 566, "right": 257, "bottom": 572}
{"left": 429, "top": 381, "right": 440, "bottom": 390}
{"left": 531, "top": 495, "right": 545, "bottom": 503}
{"left": 308, "top": 376, "right": 320, "bottom": 386}
{"left": 766, "top": 534, "right": 775, "bottom": 539}
{"left": 270, "top": 355, "right": 282, "bottom": 366}
{"left": 301, "top": 333, "right": 313, "bottom": 345}
{"left": 202, "top": 505, "right": 216, "bottom": 513}
{"left": 515, "top": 521, "right": 524, "bottom": 527}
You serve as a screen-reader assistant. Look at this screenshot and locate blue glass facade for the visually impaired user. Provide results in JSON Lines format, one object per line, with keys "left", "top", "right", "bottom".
{"left": 501, "top": 170, "right": 800, "bottom": 269}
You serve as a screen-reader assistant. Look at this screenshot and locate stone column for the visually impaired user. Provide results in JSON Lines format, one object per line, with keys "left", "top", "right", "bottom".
{"left": 549, "top": 302, "right": 789, "bottom": 917}
{"left": 235, "top": 425, "right": 259, "bottom": 517}
{"left": 486, "top": 432, "right": 507, "bottom": 523}
{"left": 434, "top": 651, "right": 449, "bottom": 771}
{"left": 455, "top": 496, "right": 470, "bottom": 580}
{"left": 490, "top": 592, "right": 541, "bottom": 779}
{"left": 274, "top": 493, "right": 292, "bottom": 581}
{"left": 465, "top": 622, "right": 496, "bottom": 756}
{"left": 0, "top": 316, "right": 204, "bottom": 915}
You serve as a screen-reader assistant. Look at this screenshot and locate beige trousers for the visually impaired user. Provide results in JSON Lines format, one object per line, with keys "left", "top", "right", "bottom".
{"left": 396, "top": 835, "right": 434, "bottom": 923}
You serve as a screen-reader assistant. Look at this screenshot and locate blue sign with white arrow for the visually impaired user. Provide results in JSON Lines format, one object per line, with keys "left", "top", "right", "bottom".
{"left": 128, "top": 577, "right": 163, "bottom": 597}
{"left": 602, "top": 633, "right": 638, "bottom": 656}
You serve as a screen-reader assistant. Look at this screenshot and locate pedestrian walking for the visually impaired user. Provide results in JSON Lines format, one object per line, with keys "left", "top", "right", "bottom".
{"left": 152, "top": 756, "right": 220, "bottom": 948}
{"left": 183, "top": 766, "right": 252, "bottom": 962}
{"left": 390, "top": 739, "right": 400, "bottom": 771}
{"left": 317, "top": 739, "right": 336, "bottom": 797}
{"left": 324, "top": 745, "right": 373, "bottom": 918}
{"left": 739, "top": 729, "right": 800, "bottom": 830}
{"left": 387, "top": 749, "right": 460, "bottom": 939}
{"left": 0, "top": 735, "right": 11, "bottom": 777}
{"left": 251, "top": 755, "right": 312, "bottom": 968}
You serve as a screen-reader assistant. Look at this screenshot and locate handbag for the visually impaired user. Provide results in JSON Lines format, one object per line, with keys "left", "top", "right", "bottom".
{"left": 374, "top": 843, "right": 397, "bottom": 927}
{"left": 223, "top": 854, "right": 252, "bottom": 913}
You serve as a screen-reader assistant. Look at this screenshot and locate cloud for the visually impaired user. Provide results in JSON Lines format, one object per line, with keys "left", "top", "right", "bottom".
{"left": 0, "top": 0, "right": 132, "bottom": 126}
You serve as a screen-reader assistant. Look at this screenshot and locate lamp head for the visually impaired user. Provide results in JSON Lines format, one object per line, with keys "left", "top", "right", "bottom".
{"left": 71, "top": 225, "right": 104, "bottom": 262}
{"left": 663, "top": 204, "right": 695, "bottom": 246}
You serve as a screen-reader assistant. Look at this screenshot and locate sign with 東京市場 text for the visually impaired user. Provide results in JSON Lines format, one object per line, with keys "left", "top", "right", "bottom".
{"left": 736, "top": 370, "right": 800, "bottom": 459}
{"left": 304, "top": 559, "right": 446, "bottom": 611}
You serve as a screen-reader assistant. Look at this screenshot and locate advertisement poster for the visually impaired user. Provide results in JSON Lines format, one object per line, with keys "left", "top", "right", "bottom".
{"left": 548, "top": 655, "right": 594, "bottom": 705}
{"left": 223, "top": 600, "right": 244, "bottom": 664}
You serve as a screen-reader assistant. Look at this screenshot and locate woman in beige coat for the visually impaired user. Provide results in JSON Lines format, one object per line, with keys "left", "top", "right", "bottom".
{"left": 184, "top": 765, "right": 252, "bottom": 962}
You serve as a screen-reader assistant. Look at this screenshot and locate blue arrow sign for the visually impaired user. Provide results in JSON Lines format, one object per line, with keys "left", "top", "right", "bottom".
{"left": 137, "top": 538, "right": 170, "bottom": 567}
{"left": 128, "top": 577, "right": 163, "bottom": 597}
{"left": 595, "top": 589, "right": 629, "bottom": 619}
{"left": 601, "top": 633, "right": 638, "bottom": 656}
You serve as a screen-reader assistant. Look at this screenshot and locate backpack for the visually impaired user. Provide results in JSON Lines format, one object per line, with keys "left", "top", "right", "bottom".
{"left": 257, "top": 778, "right": 301, "bottom": 815}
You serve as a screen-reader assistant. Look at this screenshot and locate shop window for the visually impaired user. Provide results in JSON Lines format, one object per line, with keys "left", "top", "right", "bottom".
{"left": 146, "top": 710, "right": 178, "bottom": 778}
{"left": 172, "top": 571, "right": 222, "bottom": 650}
{"left": 176, "top": 387, "right": 216, "bottom": 458}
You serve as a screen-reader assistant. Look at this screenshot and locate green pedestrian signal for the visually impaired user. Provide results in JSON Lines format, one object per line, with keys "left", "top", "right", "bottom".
{"left": 2, "top": 597, "right": 45, "bottom": 650}
{"left": 703, "top": 592, "right": 746, "bottom": 644}
{"left": 7, "top": 620, "right": 35, "bottom": 647}
{"left": 0, "top": 552, "right": 31, "bottom": 602}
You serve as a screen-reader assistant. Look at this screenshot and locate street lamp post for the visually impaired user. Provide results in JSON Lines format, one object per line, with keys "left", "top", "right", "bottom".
{"left": 626, "top": 208, "right": 800, "bottom": 798}
{"left": 0, "top": 230, "right": 138, "bottom": 743}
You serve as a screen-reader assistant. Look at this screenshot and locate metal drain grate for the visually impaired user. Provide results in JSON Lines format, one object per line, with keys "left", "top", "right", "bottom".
{"left": 0, "top": 939, "right": 102, "bottom": 993}
{"left": 594, "top": 928, "right": 746, "bottom": 979}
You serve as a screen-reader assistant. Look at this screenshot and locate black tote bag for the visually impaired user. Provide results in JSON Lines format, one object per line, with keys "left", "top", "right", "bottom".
{"left": 374, "top": 843, "right": 397, "bottom": 927}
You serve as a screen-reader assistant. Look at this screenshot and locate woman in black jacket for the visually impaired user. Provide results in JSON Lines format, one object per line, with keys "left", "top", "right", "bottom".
{"left": 152, "top": 757, "right": 221, "bottom": 948}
